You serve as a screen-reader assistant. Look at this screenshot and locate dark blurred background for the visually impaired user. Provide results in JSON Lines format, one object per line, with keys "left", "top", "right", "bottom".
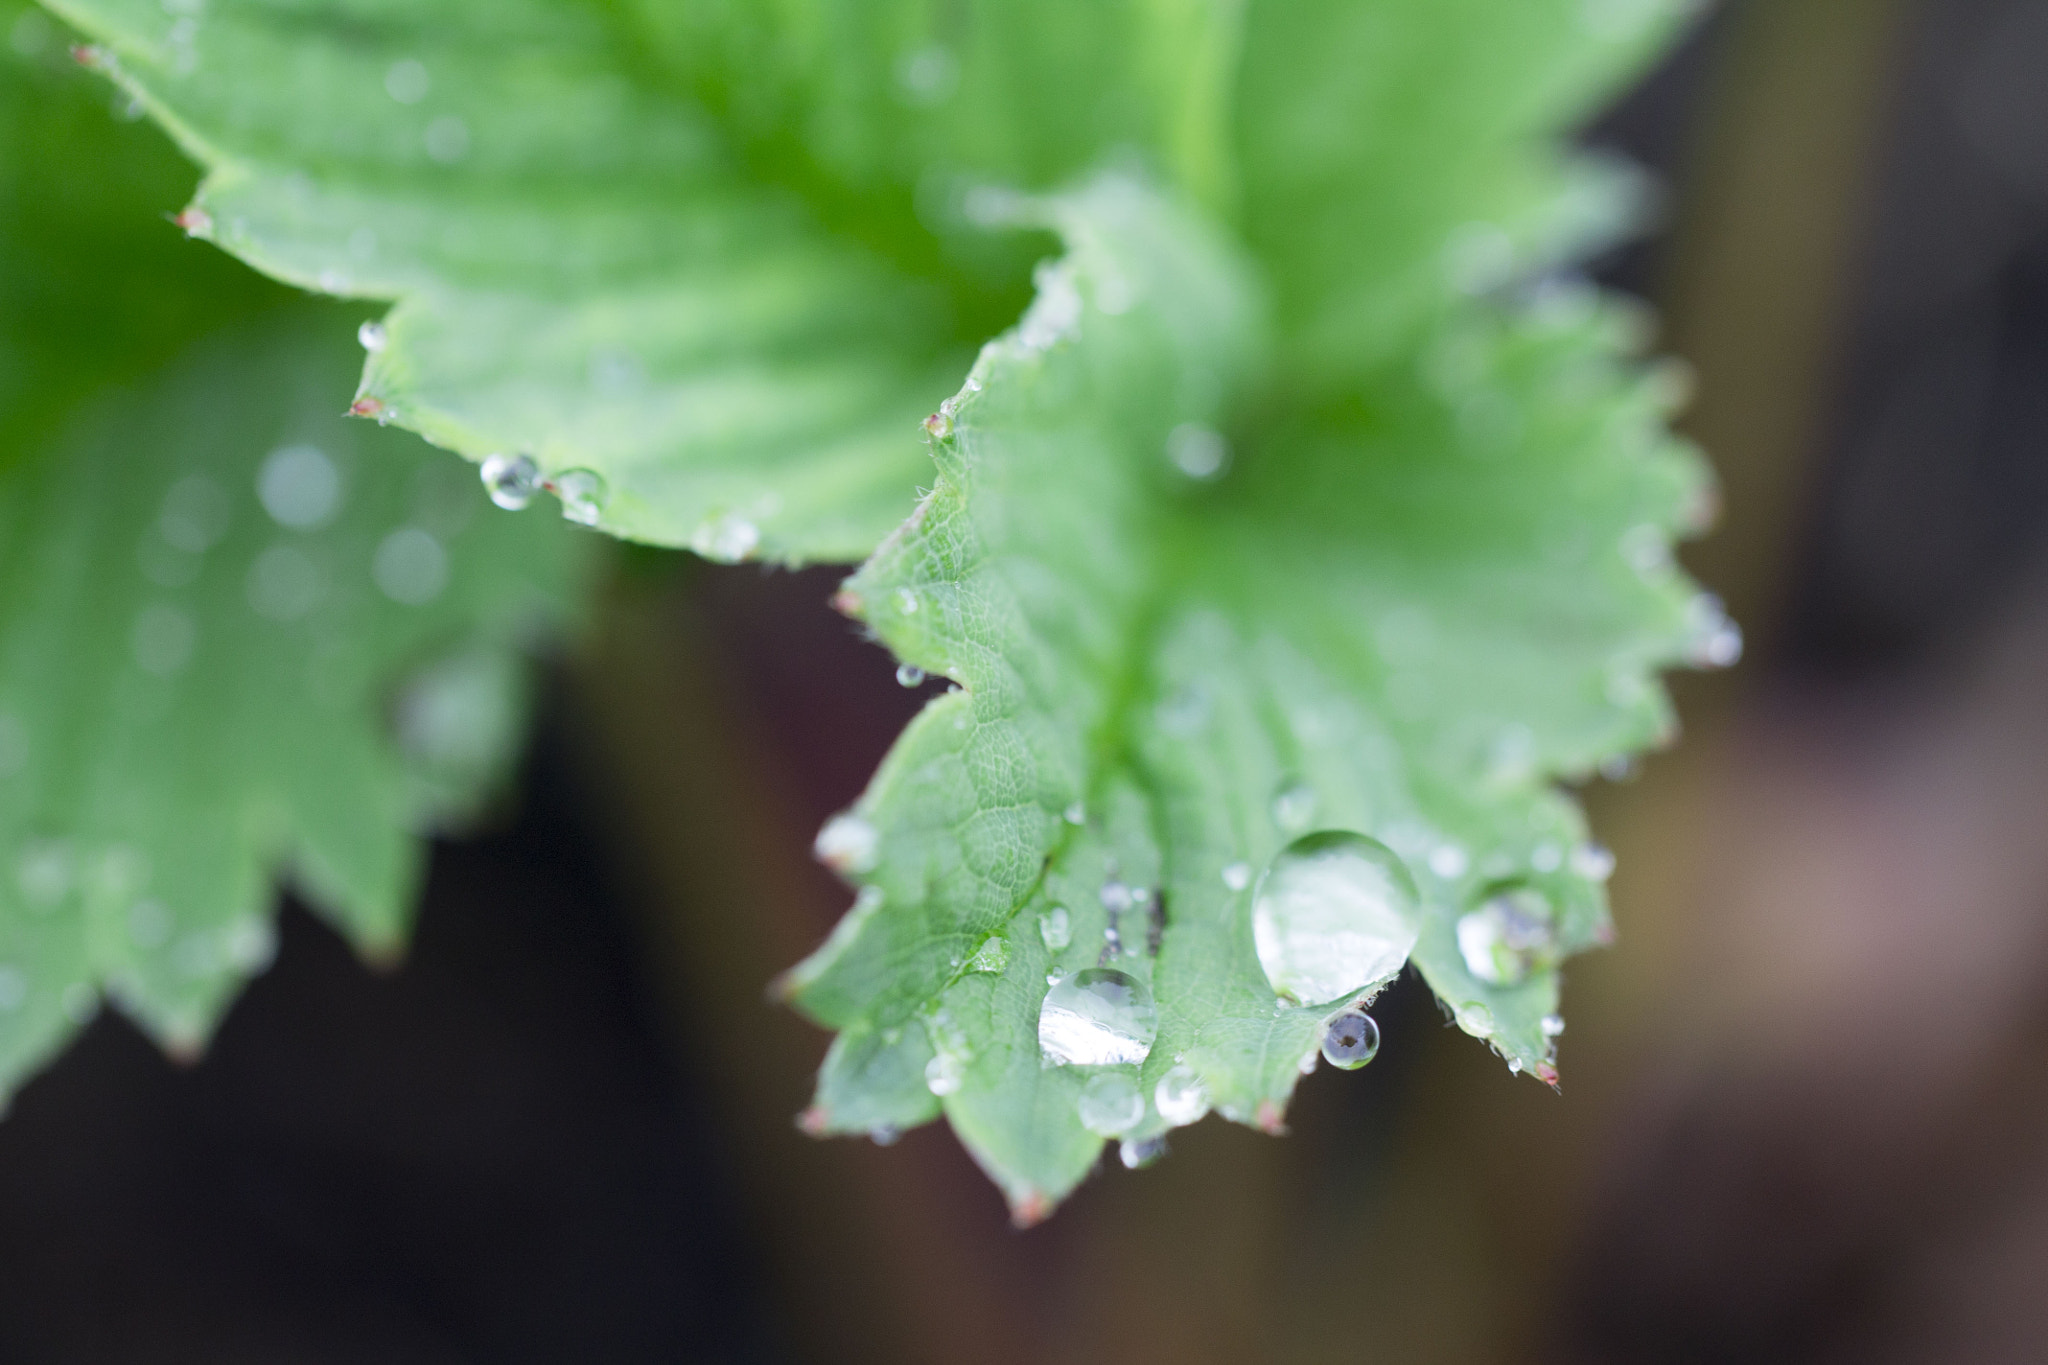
{"left": 8, "top": 0, "right": 2048, "bottom": 1359}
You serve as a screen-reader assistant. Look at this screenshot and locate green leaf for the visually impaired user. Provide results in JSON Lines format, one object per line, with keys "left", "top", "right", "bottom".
{"left": 784, "top": 174, "right": 1711, "bottom": 1218}
{"left": 0, "top": 26, "right": 592, "bottom": 1096}
{"left": 0, "top": 312, "right": 587, "bottom": 1092}
{"left": 43, "top": 0, "right": 1241, "bottom": 561}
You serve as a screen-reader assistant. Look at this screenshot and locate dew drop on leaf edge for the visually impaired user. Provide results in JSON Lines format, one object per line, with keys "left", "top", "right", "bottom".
{"left": 1153, "top": 1064, "right": 1209, "bottom": 1127}
{"left": 1454, "top": 883, "right": 1559, "bottom": 987}
{"left": 1321, "top": 1008, "right": 1381, "bottom": 1071}
{"left": 1252, "top": 831, "right": 1421, "bottom": 1005}
{"left": 1076, "top": 1071, "right": 1144, "bottom": 1136}
{"left": 480, "top": 453, "right": 539, "bottom": 511}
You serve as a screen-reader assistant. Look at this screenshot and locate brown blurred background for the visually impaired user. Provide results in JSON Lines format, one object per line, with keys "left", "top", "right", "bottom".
{"left": 6, "top": 0, "right": 2048, "bottom": 1360}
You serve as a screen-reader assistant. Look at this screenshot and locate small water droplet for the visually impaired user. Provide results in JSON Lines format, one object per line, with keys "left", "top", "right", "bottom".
{"left": 358, "top": 319, "right": 388, "bottom": 352}
{"left": 1571, "top": 843, "right": 1616, "bottom": 881}
{"left": 1454, "top": 1001, "right": 1495, "bottom": 1036}
{"left": 1252, "top": 831, "right": 1420, "bottom": 1005}
{"left": 691, "top": 514, "right": 760, "bottom": 562}
{"left": 1428, "top": 844, "right": 1469, "bottom": 879}
{"left": 1271, "top": 779, "right": 1317, "bottom": 833}
{"left": 1166, "top": 423, "right": 1230, "bottom": 481}
{"left": 893, "top": 586, "right": 920, "bottom": 615}
{"left": 1599, "top": 753, "right": 1639, "bottom": 782}
{"left": 1076, "top": 1071, "right": 1144, "bottom": 1136}
{"left": 222, "top": 917, "right": 275, "bottom": 971}
{"left": 924, "top": 1052, "right": 964, "bottom": 1096}
{"left": 1508, "top": 1057, "right": 1524, "bottom": 1075}
{"left": 132, "top": 604, "right": 196, "bottom": 676}
{"left": 1541, "top": 1013, "right": 1566, "bottom": 1037}
{"left": 257, "top": 443, "right": 342, "bottom": 529}
{"left": 1321, "top": 1009, "right": 1381, "bottom": 1070}
{"left": 966, "top": 936, "right": 1008, "bottom": 974}
{"left": 1119, "top": 1136, "right": 1167, "bottom": 1169}
{"left": 384, "top": 57, "right": 429, "bottom": 104}
{"left": 1100, "top": 880, "right": 1133, "bottom": 915}
{"left": 372, "top": 527, "right": 447, "bottom": 605}
{"left": 480, "top": 454, "right": 540, "bottom": 511}
{"left": 423, "top": 114, "right": 470, "bottom": 163}
{"left": 1039, "top": 906, "right": 1071, "bottom": 951}
{"left": 552, "top": 468, "right": 607, "bottom": 526}
{"left": 1038, "top": 968, "right": 1157, "bottom": 1066}
{"left": 1456, "top": 884, "right": 1559, "bottom": 986}
{"left": 1063, "top": 801, "right": 1086, "bottom": 825}
{"left": 895, "top": 663, "right": 926, "bottom": 688}
{"left": 814, "top": 814, "right": 879, "bottom": 875}
{"left": 1154, "top": 1064, "right": 1210, "bottom": 1126}
{"left": 869, "top": 1124, "right": 900, "bottom": 1147}
{"left": 922, "top": 409, "right": 954, "bottom": 441}
{"left": 1221, "top": 861, "right": 1251, "bottom": 892}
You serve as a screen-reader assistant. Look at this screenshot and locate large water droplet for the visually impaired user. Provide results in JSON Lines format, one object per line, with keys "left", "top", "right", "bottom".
{"left": 1455, "top": 884, "right": 1558, "bottom": 986}
{"left": 552, "top": 468, "right": 607, "bottom": 526}
{"left": 1270, "top": 779, "right": 1317, "bottom": 833}
{"left": 1038, "top": 906, "right": 1071, "bottom": 951}
{"left": 1038, "top": 968, "right": 1157, "bottom": 1066}
{"left": 1154, "top": 1064, "right": 1209, "bottom": 1127}
{"left": 1077, "top": 1071, "right": 1144, "bottom": 1136}
{"left": 257, "top": 443, "right": 341, "bottom": 529}
{"left": 480, "top": 454, "right": 539, "bottom": 510}
{"left": 1252, "top": 831, "right": 1420, "bottom": 1005}
{"left": 1321, "top": 1009, "right": 1381, "bottom": 1070}
{"left": 814, "top": 814, "right": 879, "bottom": 875}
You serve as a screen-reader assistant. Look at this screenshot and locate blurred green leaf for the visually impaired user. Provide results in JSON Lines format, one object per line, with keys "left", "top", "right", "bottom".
{"left": 785, "top": 175, "right": 1710, "bottom": 1218}
{"left": 0, "top": 21, "right": 590, "bottom": 1095}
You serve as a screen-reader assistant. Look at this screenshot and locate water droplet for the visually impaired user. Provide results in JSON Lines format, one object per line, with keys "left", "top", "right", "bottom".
{"left": 1221, "top": 861, "right": 1251, "bottom": 892}
{"left": 1321, "top": 1009, "right": 1381, "bottom": 1070}
{"left": 1541, "top": 1013, "right": 1566, "bottom": 1037}
{"left": 257, "top": 444, "right": 341, "bottom": 529}
{"left": 1695, "top": 620, "right": 1744, "bottom": 668}
{"left": 17, "top": 839, "right": 73, "bottom": 909}
{"left": 894, "top": 43, "right": 958, "bottom": 105}
{"left": 384, "top": 56, "right": 429, "bottom": 104}
{"left": 1077, "top": 1071, "right": 1144, "bottom": 1136}
{"left": 1166, "top": 423, "right": 1230, "bottom": 481}
{"left": 1252, "top": 831, "right": 1420, "bottom": 1005}
{"left": 924, "top": 1052, "right": 964, "bottom": 1096}
{"left": 814, "top": 814, "right": 879, "bottom": 875}
{"left": 1119, "top": 1136, "right": 1167, "bottom": 1169}
{"left": 1599, "top": 753, "right": 1639, "bottom": 782}
{"left": 372, "top": 527, "right": 447, "bottom": 605}
{"left": 246, "top": 544, "right": 325, "bottom": 621}
{"left": 692, "top": 514, "right": 760, "bottom": 563}
{"left": 966, "top": 936, "right": 1008, "bottom": 974}
{"left": 357, "top": 319, "right": 388, "bottom": 352}
{"left": 1154, "top": 1064, "right": 1210, "bottom": 1126}
{"left": 1571, "top": 843, "right": 1616, "bottom": 881}
{"left": 0, "top": 965, "right": 24, "bottom": 1011}
{"left": 1100, "top": 881, "right": 1133, "bottom": 915}
{"left": 1456, "top": 885, "right": 1559, "bottom": 986}
{"left": 128, "top": 898, "right": 171, "bottom": 947}
{"left": 424, "top": 114, "right": 470, "bottom": 163}
{"left": 868, "top": 1124, "right": 900, "bottom": 1147}
{"left": 893, "top": 586, "right": 920, "bottom": 615}
{"left": 1428, "top": 844, "right": 1469, "bottom": 879}
{"left": 158, "top": 474, "right": 231, "bottom": 553}
{"left": 895, "top": 663, "right": 926, "bottom": 688}
{"left": 1038, "top": 906, "right": 1071, "bottom": 951}
{"left": 131, "top": 604, "right": 196, "bottom": 676}
{"left": 1063, "top": 801, "right": 1086, "bottom": 826}
{"left": 1038, "top": 968, "right": 1157, "bottom": 1066}
{"left": 1620, "top": 523, "right": 1669, "bottom": 573}
{"left": 552, "top": 468, "right": 607, "bottom": 526}
{"left": 480, "top": 454, "right": 540, "bottom": 510}
{"left": 1454, "top": 1001, "right": 1495, "bottom": 1036}
{"left": 1270, "top": 779, "right": 1317, "bottom": 834}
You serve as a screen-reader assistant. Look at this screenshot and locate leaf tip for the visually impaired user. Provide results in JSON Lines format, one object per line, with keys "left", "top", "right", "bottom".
{"left": 348, "top": 396, "right": 386, "bottom": 420}
{"left": 795, "top": 1105, "right": 830, "bottom": 1138}
{"left": 830, "top": 588, "right": 865, "bottom": 619}
{"left": 1008, "top": 1190, "right": 1052, "bottom": 1229}
{"left": 172, "top": 206, "right": 213, "bottom": 239}
{"left": 1255, "top": 1100, "right": 1289, "bottom": 1136}
{"left": 69, "top": 43, "right": 105, "bottom": 69}
{"left": 1534, "top": 1060, "right": 1561, "bottom": 1091}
